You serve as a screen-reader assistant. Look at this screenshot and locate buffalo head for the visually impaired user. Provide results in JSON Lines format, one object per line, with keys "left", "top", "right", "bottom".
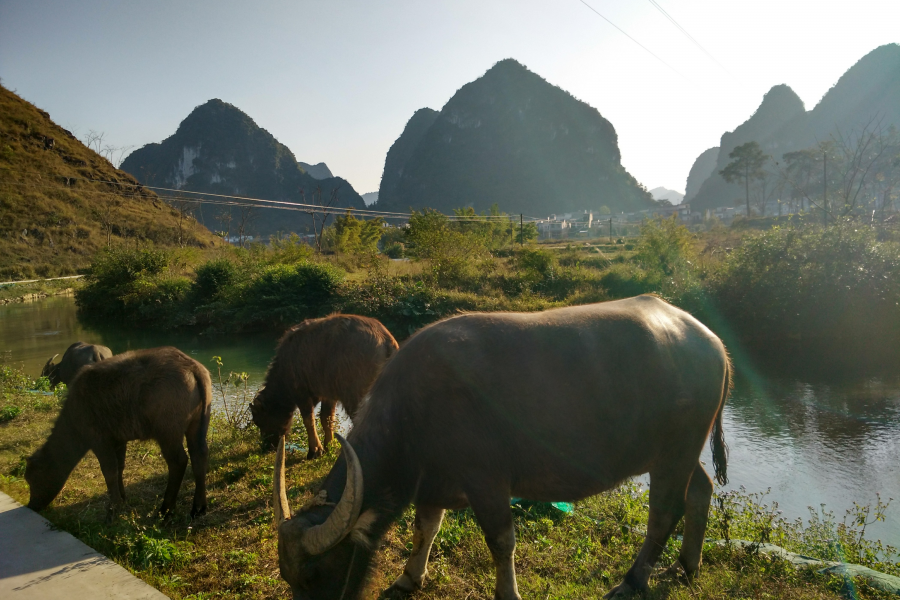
{"left": 40, "top": 354, "right": 60, "bottom": 387}
{"left": 273, "top": 435, "right": 375, "bottom": 600}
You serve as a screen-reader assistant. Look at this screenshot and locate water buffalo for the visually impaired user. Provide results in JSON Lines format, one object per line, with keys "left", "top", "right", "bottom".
{"left": 41, "top": 341, "right": 113, "bottom": 387}
{"left": 272, "top": 295, "right": 731, "bottom": 599}
{"left": 251, "top": 314, "right": 398, "bottom": 459}
{"left": 26, "top": 346, "right": 212, "bottom": 518}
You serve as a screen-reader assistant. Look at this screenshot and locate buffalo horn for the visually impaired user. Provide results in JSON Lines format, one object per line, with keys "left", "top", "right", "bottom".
{"left": 274, "top": 436, "right": 291, "bottom": 525}
{"left": 41, "top": 355, "right": 59, "bottom": 377}
{"left": 300, "top": 434, "right": 364, "bottom": 555}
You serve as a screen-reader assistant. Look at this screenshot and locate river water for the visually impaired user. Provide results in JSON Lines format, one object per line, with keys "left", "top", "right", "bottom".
{"left": 2, "top": 295, "right": 899, "bottom": 546}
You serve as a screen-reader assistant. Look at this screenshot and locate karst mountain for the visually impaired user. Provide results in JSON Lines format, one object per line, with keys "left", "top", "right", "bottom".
{"left": 687, "top": 44, "right": 900, "bottom": 210}
{"left": 121, "top": 99, "right": 365, "bottom": 238}
{"left": 375, "top": 59, "right": 654, "bottom": 216}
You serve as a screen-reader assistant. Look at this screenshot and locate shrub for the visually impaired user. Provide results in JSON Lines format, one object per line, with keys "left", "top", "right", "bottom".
{"left": 238, "top": 261, "right": 344, "bottom": 327}
{"left": 0, "top": 405, "right": 21, "bottom": 423}
{"left": 709, "top": 222, "right": 900, "bottom": 341}
{"left": 193, "top": 259, "right": 241, "bottom": 304}
{"left": 382, "top": 242, "right": 405, "bottom": 259}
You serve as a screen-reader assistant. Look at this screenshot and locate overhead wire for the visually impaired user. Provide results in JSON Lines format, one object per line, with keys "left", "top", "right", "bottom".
{"left": 0, "top": 169, "right": 540, "bottom": 222}
{"left": 576, "top": 0, "right": 685, "bottom": 79}
{"left": 646, "top": 0, "right": 728, "bottom": 72}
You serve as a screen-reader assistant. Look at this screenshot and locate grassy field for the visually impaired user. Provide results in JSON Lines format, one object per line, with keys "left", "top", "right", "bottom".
{"left": 2, "top": 367, "right": 898, "bottom": 599}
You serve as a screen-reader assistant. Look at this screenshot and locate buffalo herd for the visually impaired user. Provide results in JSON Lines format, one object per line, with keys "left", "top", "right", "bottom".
{"left": 25, "top": 297, "right": 730, "bottom": 599}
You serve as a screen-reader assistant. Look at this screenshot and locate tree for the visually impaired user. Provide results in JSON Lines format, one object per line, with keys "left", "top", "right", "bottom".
{"left": 303, "top": 186, "right": 340, "bottom": 252}
{"left": 236, "top": 205, "right": 258, "bottom": 248}
{"left": 720, "top": 141, "right": 770, "bottom": 217}
{"left": 325, "top": 211, "right": 384, "bottom": 255}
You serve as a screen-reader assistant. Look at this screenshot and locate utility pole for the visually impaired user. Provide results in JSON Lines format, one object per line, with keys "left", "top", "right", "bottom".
{"left": 609, "top": 217, "right": 612, "bottom": 243}
{"left": 519, "top": 214, "right": 523, "bottom": 246}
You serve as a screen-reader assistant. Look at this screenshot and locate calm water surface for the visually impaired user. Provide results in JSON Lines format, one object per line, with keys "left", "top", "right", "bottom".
{"left": 2, "top": 296, "right": 899, "bottom": 545}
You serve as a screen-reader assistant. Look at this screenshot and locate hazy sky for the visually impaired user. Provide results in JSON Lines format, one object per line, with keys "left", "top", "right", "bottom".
{"left": 1, "top": 0, "right": 897, "bottom": 198}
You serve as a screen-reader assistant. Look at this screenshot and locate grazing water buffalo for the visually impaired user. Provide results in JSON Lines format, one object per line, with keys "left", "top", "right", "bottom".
{"left": 251, "top": 314, "right": 398, "bottom": 459}
{"left": 272, "top": 296, "right": 731, "bottom": 599}
{"left": 41, "top": 341, "right": 113, "bottom": 387}
{"left": 26, "top": 346, "right": 212, "bottom": 518}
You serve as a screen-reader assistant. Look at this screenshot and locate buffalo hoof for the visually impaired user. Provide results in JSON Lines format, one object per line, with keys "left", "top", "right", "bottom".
{"left": 306, "top": 446, "right": 324, "bottom": 460}
{"left": 190, "top": 504, "right": 207, "bottom": 519}
{"left": 660, "top": 559, "right": 695, "bottom": 584}
{"left": 603, "top": 582, "right": 637, "bottom": 598}
{"left": 384, "top": 572, "right": 420, "bottom": 597}
{"left": 154, "top": 504, "right": 174, "bottom": 520}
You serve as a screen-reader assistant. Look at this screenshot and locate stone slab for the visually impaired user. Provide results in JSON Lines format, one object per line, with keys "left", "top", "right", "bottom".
{"left": 0, "top": 492, "right": 168, "bottom": 599}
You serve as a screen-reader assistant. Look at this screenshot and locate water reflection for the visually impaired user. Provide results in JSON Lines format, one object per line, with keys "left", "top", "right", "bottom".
{"left": 1, "top": 297, "right": 898, "bottom": 545}
{"left": 0, "top": 296, "right": 279, "bottom": 383}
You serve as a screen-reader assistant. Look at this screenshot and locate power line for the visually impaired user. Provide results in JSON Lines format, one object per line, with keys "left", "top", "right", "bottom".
{"left": 0, "top": 172, "right": 539, "bottom": 222}
{"left": 576, "top": 0, "right": 685, "bottom": 79}
{"left": 646, "top": 0, "right": 728, "bottom": 72}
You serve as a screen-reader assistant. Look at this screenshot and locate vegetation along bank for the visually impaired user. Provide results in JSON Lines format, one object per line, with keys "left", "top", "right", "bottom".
{"left": 74, "top": 210, "right": 900, "bottom": 352}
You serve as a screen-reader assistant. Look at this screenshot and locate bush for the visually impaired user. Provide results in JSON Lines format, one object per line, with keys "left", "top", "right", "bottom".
{"left": 238, "top": 261, "right": 344, "bottom": 327}
{"left": 709, "top": 222, "right": 900, "bottom": 341}
{"left": 193, "top": 258, "right": 241, "bottom": 304}
{"left": 0, "top": 405, "right": 21, "bottom": 423}
{"left": 382, "top": 242, "right": 405, "bottom": 259}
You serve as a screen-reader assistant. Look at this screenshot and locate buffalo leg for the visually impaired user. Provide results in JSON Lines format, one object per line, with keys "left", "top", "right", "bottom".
{"left": 157, "top": 436, "right": 189, "bottom": 517}
{"left": 468, "top": 490, "right": 521, "bottom": 600}
{"left": 95, "top": 443, "right": 124, "bottom": 508}
{"left": 319, "top": 399, "right": 337, "bottom": 449}
{"left": 675, "top": 462, "right": 713, "bottom": 576}
{"left": 605, "top": 468, "right": 691, "bottom": 598}
{"left": 388, "top": 505, "right": 446, "bottom": 593}
{"left": 115, "top": 441, "right": 127, "bottom": 500}
{"left": 185, "top": 421, "right": 209, "bottom": 518}
{"left": 301, "top": 406, "right": 324, "bottom": 459}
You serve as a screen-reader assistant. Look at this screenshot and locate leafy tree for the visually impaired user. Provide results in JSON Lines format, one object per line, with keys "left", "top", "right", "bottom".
{"left": 325, "top": 212, "right": 384, "bottom": 256}
{"left": 720, "top": 141, "right": 770, "bottom": 217}
{"left": 515, "top": 222, "right": 538, "bottom": 244}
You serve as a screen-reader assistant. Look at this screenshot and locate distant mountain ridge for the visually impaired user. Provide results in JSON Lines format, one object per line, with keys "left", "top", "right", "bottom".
{"left": 650, "top": 187, "right": 685, "bottom": 205}
{"left": 298, "top": 161, "right": 333, "bottom": 180}
{"left": 375, "top": 59, "right": 653, "bottom": 216}
{"left": 121, "top": 99, "right": 365, "bottom": 237}
{"left": 690, "top": 44, "right": 900, "bottom": 211}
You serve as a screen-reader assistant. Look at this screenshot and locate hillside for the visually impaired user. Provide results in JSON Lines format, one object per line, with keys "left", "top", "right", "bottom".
{"left": 690, "top": 44, "right": 900, "bottom": 211}
{"left": 375, "top": 59, "right": 654, "bottom": 216}
{"left": 650, "top": 187, "right": 684, "bottom": 204}
{"left": 684, "top": 147, "right": 718, "bottom": 202}
{"left": 0, "top": 85, "right": 219, "bottom": 281}
{"left": 121, "top": 100, "right": 365, "bottom": 238}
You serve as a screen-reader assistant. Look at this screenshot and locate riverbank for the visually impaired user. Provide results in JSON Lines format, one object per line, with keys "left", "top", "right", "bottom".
{"left": 1, "top": 365, "right": 898, "bottom": 599}
{"left": 0, "top": 276, "right": 83, "bottom": 305}
{"left": 73, "top": 218, "right": 900, "bottom": 350}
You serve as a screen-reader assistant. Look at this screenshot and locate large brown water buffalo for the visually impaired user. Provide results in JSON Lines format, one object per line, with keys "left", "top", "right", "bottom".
{"left": 272, "top": 295, "right": 731, "bottom": 599}
{"left": 251, "top": 314, "right": 398, "bottom": 458}
{"left": 41, "top": 341, "right": 113, "bottom": 387}
{"left": 26, "top": 346, "right": 212, "bottom": 518}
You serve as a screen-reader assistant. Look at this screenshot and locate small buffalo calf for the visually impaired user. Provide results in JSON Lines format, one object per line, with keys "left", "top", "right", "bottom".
{"left": 251, "top": 314, "right": 398, "bottom": 458}
{"left": 26, "top": 346, "right": 212, "bottom": 518}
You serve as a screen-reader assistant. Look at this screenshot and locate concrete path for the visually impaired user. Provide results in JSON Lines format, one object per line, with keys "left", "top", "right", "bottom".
{"left": 0, "top": 492, "right": 168, "bottom": 599}
{"left": 0, "top": 275, "right": 84, "bottom": 286}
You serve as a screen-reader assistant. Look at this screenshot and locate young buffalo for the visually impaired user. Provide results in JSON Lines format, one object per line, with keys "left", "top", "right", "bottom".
{"left": 26, "top": 346, "right": 212, "bottom": 518}
{"left": 251, "top": 314, "right": 398, "bottom": 459}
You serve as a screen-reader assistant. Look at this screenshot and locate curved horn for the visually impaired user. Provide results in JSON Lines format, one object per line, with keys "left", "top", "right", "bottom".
{"left": 41, "top": 354, "right": 59, "bottom": 377}
{"left": 300, "top": 434, "right": 364, "bottom": 555}
{"left": 273, "top": 436, "right": 291, "bottom": 526}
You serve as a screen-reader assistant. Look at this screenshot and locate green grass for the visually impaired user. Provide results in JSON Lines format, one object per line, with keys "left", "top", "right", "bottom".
{"left": 1, "top": 365, "right": 898, "bottom": 599}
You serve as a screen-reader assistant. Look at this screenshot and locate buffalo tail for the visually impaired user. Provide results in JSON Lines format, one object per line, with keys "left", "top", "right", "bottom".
{"left": 710, "top": 357, "right": 731, "bottom": 486}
